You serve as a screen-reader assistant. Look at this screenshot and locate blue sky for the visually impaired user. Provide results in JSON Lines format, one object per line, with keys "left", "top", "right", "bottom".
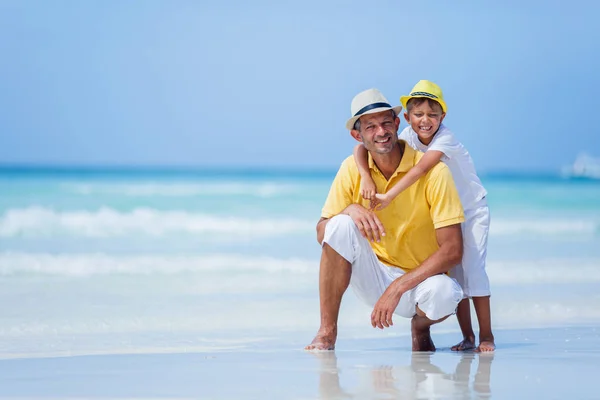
{"left": 0, "top": 0, "right": 598, "bottom": 172}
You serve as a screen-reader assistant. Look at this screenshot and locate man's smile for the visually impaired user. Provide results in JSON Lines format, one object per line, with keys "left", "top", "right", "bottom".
{"left": 374, "top": 135, "right": 391, "bottom": 143}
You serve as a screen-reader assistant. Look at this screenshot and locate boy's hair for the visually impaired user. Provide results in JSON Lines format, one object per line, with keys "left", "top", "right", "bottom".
{"left": 353, "top": 109, "right": 397, "bottom": 131}
{"left": 406, "top": 98, "right": 444, "bottom": 114}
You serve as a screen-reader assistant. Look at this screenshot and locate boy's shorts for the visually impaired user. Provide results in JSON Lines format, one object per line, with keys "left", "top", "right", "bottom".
{"left": 323, "top": 215, "right": 463, "bottom": 321}
{"left": 450, "top": 198, "right": 491, "bottom": 298}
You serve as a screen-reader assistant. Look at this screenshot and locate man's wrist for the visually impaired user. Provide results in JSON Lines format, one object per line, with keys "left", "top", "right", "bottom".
{"left": 390, "top": 278, "right": 405, "bottom": 298}
{"left": 342, "top": 204, "right": 357, "bottom": 215}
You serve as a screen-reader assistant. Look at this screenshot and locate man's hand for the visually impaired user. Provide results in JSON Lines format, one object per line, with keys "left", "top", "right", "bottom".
{"left": 371, "top": 280, "right": 402, "bottom": 329}
{"left": 344, "top": 204, "right": 385, "bottom": 242}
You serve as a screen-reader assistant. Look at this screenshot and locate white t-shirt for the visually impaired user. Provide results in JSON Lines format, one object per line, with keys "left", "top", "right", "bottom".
{"left": 399, "top": 124, "right": 487, "bottom": 211}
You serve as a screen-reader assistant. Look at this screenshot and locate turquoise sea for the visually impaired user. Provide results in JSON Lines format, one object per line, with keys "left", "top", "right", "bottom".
{"left": 0, "top": 166, "right": 599, "bottom": 357}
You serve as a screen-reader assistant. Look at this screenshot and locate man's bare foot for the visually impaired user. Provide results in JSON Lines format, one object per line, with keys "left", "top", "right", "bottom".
{"left": 476, "top": 336, "right": 495, "bottom": 352}
{"left": 451, "top": 336, "right": 476, "bottom": 351}
{"left": 305, "top": 328, "right": 337, "bottom": 351}
{"left": 411, "top": 318, "right": 436, "bottom": 352}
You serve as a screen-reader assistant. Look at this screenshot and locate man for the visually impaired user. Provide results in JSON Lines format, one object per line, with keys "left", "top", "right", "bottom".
{"left": 305, "top": 88, "right": 465, "bottom": 351}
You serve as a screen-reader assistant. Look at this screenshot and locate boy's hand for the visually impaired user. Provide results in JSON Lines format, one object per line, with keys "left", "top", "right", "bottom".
{"left": 360, "top": 179, "right": 377, "bottom": 201}
{"left": 372, "top": 193, "right": 392, "bottom": 211}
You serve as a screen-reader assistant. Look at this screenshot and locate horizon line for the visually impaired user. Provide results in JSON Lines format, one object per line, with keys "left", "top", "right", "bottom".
{"left": 0, "top": 162, "right": 566, "bottom": 177}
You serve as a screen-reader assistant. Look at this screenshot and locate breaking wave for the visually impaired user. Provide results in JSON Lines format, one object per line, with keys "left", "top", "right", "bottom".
{"left": 0, "top": 207, "right": 313, "bottom": 238}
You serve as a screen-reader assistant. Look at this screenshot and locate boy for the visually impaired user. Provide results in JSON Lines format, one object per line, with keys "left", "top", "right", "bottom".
{"left": 352, "top": 80, "right": 495, "bottom": 352}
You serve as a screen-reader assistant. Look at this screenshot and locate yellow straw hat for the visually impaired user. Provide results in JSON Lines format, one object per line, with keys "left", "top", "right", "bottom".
{"left": 400, "top": 80, "right": 447, "bottom": 113}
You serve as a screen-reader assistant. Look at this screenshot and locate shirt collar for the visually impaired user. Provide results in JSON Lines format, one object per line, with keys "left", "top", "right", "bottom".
{"left": 397, "top": 141, "right": 415, "bottom": 172}
{"left": 368, "top": 140, "right": 415, "bottom": 174}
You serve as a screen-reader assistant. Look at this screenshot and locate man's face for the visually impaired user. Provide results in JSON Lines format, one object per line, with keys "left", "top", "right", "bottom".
{"left": 351, "top": 110, "right": 400, "bottom": 154}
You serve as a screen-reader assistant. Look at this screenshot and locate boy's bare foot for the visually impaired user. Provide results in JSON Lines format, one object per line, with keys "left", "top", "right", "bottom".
{"left": 475, "top": 336, "right": 495, "bottom": 352}
{"left": 305, "top": 328, "right": 337, "bottom": 351}
{"left": 411, "top": 318, "right": 436, "bottom": 352}
{"left": 451, "top": 336, "right": 476, "bottom": 351}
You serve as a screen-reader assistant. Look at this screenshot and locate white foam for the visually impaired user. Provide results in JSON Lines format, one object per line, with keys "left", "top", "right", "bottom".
{"left": 62, "top": 181, "right": 310, "bottom": 198}
{"left": 0, "top": 252, "right": 316, "bottom": 276}
{"left": 0, "top": 207, "right": 313, "bottom": 238}
{"left": 487, "top": 259, "right": 600, "bottom": 284}
{"left": 1, "top": 207, "right": 597, "bottom": 239}
{"left": 1, "top": 253, "right": 600, "bottom": 357}
{"left": 3, "top": 251, "right": 600, "bottom": 285}
{"left": 491, "top": 218, "right": 599, "bottom": 235}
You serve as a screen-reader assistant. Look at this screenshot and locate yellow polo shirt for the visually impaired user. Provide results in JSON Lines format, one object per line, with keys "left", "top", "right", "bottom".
{"left": 321, "top": 142, "right": 464, "bottom": 271}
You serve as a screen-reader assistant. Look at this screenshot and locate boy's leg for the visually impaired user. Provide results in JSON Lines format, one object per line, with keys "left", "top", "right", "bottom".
{"left": 453, "top": 202, "right": 493, "bottom": 351}
{"left": 451, "top": 298, "right": 476, "bottom": 351}
{"left": 472, "top": 295, "right": 495, "bottom": 352}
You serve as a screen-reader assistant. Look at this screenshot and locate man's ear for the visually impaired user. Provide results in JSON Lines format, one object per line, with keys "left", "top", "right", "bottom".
{"left": 350, "top": 129, "right": 363, "bottom": 142}
{"left": 395, "top": 116, "right": 401, "bottom": 129}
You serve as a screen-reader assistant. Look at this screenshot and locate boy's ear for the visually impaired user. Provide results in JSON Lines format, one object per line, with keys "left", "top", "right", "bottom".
{"left": 403, "top": 112, "right": 410, "bottom": 123}
{"left": 440, "top": 112, "right": 447, "bottom": 123}
{"left": 350, "top": 129, "right": 363, "bottom": 143}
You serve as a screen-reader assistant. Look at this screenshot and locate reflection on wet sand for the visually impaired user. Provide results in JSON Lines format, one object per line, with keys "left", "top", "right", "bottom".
{"left": 313, "top": 351, "right": 494, "bottom": 399}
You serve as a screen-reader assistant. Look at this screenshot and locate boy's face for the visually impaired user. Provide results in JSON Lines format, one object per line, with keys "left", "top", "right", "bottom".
{"left": 404, "top": 100, "right": 446, "bottom": 145}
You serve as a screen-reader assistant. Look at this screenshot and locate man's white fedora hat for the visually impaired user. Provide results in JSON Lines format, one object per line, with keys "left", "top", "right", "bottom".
{"left": 345, "top": 88, "right": 403, "bottom": 130}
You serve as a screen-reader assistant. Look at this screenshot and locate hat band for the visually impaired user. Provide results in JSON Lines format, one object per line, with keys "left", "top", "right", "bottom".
{"left": 353, "top": 102, "right": 391, "bottom": 117}
{"left": 410, "top": 91, "right": 438, "bottom": 99}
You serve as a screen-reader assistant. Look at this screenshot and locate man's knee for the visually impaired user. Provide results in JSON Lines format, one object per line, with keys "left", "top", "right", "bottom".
{"left": 416, "top": 274, "right": 463, "bottom": 320}
{"left": 429, "top": 274, "right": 463, "bottom": 302}
{"left": 324, "top": 214, "right": 357, "bottom": 240}
{"left": 323, "top": 215, "right": 361, "bottom": 264}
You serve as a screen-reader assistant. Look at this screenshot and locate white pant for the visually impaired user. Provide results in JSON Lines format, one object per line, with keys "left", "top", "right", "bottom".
{"left": 323, "top": 215, "right": 463, "bottom": 321}
{"left": 449, "top": 200, "right": 491, "bottom": 297}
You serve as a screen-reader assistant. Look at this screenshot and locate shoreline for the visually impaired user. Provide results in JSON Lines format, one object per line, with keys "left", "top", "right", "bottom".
{"left": 0, "top": 325, "right": 598, "bottom": 398}
{"left": 1, "top": 323, "right": 597, "bottom": 361}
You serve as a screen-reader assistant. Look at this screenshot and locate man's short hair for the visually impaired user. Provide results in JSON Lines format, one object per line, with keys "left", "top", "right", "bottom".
{"left": 353, "top": 109, "right": 397, "bottom": 131}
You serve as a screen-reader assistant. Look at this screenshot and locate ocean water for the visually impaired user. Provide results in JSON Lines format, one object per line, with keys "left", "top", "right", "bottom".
{"left": 0, "top": 167, "right": 599, "bottom": 358}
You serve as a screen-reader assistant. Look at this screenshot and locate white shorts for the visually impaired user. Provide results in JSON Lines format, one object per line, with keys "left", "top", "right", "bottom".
{"left": 449, "top": 199, "right": 491, "bottom": 297}
{"left": 323, "top": 215, "right": 463, "bottom": 321}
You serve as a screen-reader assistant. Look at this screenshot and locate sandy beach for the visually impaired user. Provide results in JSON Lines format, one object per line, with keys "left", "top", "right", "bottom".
{"left": 0, "top": 325, "right": 597, "bottom": 399}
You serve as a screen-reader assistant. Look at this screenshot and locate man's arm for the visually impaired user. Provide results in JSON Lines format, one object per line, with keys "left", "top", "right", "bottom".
{"left": 370, "top": 223, "right": 463, "bottom": 329}
{"left": 391, "top": 223, "right": 462, "bottom": 292}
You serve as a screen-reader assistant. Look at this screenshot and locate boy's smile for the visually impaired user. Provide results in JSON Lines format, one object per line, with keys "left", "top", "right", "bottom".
{"left": 404, "top": 101, "right": 446, "bottom": 146}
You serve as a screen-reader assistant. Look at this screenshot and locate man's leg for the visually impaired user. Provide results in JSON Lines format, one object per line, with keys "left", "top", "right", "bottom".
{"left": 305, "top": 243, "right": 352, "bottom": 350}
{"left": 411, "top": 306, "right": 450, "bottom": 351}
{"left": 306, "top": 215, "right": 394, "bottom": 350}
{"left": 408, "top": 274, "right": 463, "bottom": 351}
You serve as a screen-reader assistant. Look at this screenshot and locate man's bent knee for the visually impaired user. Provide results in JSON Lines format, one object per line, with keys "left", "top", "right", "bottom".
{"left": 322, "top": 215, "right": 361, "bottom": 263}
{"left": 324, "top": 215, "right": 356, "bottom": 238}
{"left": 415, "top": 274, "right": 463, "bottom": 321}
